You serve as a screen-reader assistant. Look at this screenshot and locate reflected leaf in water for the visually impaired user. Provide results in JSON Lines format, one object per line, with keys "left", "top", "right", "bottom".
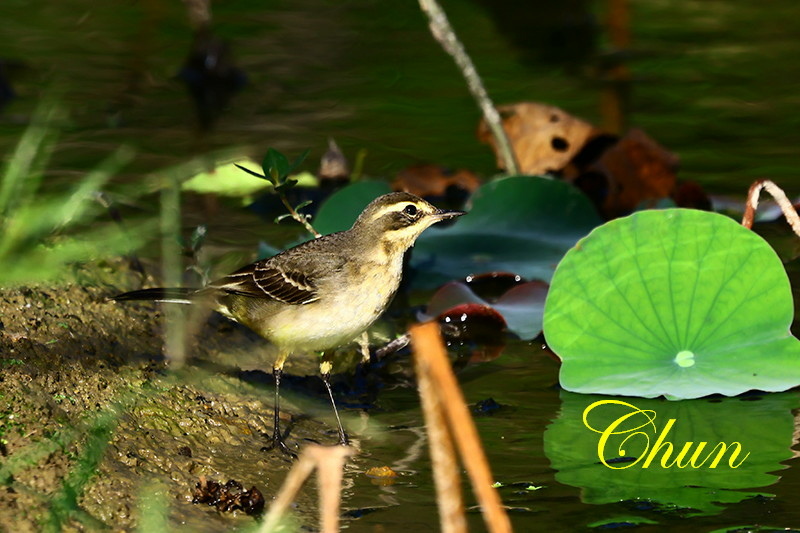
{"left": 588, "top": 515, "right": 659, "bottom": 528}
{"left": 0, "top": 59, "right": 16, "bottom": 112}
{"left": 544, "top": 392, "right": 799, "bottom": 516}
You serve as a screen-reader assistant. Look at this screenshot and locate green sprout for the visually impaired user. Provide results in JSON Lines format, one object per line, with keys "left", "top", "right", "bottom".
{"left": 235, "top": 147, "right": 320, "bottom": 237}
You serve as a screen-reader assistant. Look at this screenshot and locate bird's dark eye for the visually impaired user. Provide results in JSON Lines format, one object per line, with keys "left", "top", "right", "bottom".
{"left": 403, "top": 204, "right": 418, "bottom": 217}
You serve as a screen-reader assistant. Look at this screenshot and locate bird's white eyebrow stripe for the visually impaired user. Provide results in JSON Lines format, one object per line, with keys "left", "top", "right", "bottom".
{"left": 367, "top": 202, "right": 427, "bottom": 222}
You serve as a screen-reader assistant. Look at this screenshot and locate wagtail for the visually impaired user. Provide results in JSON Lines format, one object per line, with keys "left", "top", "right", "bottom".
{"left": 113, "top": 192, "right": 465, "bottom": 455}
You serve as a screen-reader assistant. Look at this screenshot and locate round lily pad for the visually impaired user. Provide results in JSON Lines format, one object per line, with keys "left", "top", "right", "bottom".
{"left": 543, "top": 208, "right": 800, "bottom": 399}
{"left": 412, "top": 175, "right": 602, "bottom": 288}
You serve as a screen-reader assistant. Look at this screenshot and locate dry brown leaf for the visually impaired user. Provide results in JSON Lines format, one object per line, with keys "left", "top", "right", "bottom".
{"left": 392, "top": 164, "right": 480, "bottom": 198}
{"left": 582, "top": 128, "right": 679, "bottom": 218}
{"left": 477, "top": 102, "right": 600, "bottom": 174}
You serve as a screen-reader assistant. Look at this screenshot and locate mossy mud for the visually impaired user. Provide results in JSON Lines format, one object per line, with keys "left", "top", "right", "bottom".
{"left": 0, "top": 260, "right": 346, "bottom": 531}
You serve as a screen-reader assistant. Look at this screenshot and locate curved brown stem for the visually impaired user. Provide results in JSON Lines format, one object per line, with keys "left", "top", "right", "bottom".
{"left": 741, "top": 179, "right": 800, "bottom": 237}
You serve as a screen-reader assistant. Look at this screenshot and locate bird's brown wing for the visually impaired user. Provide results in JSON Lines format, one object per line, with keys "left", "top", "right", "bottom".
{"left": 208, "top": 262, "right": 319, "bottom": 305}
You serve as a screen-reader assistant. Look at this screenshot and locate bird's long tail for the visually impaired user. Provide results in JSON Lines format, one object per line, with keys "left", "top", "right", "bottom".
{"left": 112, "top": 287, "right": 198, "bottom": 304}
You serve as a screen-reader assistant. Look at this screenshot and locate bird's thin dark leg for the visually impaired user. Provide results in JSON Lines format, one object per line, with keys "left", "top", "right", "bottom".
{"left": 321, "top": 351, "right": 349, "bottom": 446}
{"left": 268, "top": 351, "right": 296, "bottom": 458}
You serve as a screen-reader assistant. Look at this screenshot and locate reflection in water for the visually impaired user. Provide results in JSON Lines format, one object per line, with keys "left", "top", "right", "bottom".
{"left": 178, "top": 27, "right": 247, "bottom": 130}
{"left": 545, "top": 391, "right": 799, "bottom": 516}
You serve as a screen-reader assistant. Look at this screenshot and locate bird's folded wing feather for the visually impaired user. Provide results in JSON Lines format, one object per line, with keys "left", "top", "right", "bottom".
{"left": 209, "top": 262, "right": 319, "bottom": 305}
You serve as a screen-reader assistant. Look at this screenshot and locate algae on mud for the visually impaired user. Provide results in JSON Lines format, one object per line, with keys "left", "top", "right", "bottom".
{"left": 0, "top": 260, "right": 338, "bottom": 531}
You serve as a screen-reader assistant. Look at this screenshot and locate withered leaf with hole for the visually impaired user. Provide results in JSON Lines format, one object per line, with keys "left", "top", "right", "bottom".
{"left": 392, "top": 164, "right": 480, "bottom": 199}
{"left": 477, "top": 102, "right": 599, "bottom": 175}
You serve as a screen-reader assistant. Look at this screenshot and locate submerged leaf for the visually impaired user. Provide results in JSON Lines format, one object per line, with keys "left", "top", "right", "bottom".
{"left": 544, "top": 208, "right": 800, "bottom": 399}
{"left": 422, "top": 280, "right": 548, "bottom": 340}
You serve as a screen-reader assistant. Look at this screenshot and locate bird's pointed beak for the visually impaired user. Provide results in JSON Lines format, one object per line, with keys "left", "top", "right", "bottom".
{"left": 432, "top": 208, "right": 467, "bottom": 221}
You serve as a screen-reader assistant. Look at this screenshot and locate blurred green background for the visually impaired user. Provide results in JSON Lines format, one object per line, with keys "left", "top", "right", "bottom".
{"left": 2, "top": 0, "right": 798, "bottom": 196}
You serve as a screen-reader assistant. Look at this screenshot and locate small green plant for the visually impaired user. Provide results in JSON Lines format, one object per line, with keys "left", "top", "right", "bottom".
{"left": 44, "top": 407, "right": 119, "bottom": 531}
{"left": 235, "top": 148, "right": 318, "bottom": 236}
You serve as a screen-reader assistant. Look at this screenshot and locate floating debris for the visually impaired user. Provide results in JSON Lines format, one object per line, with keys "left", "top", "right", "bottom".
{"left": 191, "top": 477, "right": 264, "bottom": 515}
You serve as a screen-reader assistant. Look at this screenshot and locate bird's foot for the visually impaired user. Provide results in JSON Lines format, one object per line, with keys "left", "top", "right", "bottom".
{"left": 263, "top": 433, "right": 298, "bottom": 459}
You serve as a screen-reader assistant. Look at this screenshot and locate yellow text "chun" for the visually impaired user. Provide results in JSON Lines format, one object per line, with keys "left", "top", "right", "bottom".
{"left": 582, "top": 399, "right": 750, "bottom": 470}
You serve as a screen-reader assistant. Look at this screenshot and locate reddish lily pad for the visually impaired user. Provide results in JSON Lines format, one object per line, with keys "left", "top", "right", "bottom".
{"left": 422, "top": 280, "right": 548, "bottom": 340}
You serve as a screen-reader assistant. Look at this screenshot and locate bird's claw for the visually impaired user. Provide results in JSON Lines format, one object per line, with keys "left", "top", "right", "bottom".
{"left": 266, "top": 434, "right": 298, "bottom": 459}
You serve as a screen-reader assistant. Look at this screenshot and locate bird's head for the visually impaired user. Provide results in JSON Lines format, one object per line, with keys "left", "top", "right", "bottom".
{"left": 351, "top": 192, "right": 465, "bottom": 252}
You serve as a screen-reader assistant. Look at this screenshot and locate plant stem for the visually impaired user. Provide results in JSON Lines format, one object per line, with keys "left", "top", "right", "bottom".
{"left": 418, "top": 0, "right": 519, "bottom": 175}
{"left": 160, "top": 173, "right": 187, "bottom": 366}
{"left": 741, "top": 179, "right": 800, "bottom": 237}
{"left": 410, "top": 322, "right": 512, "bottom": 533}
{"left": 412, "top": 327, "right": 467, "bottom": 533}
{"left": 278, "top": 193, "right": 320, "bottom": 238}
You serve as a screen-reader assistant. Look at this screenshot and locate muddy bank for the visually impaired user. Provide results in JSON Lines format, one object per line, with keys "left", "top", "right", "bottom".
{"left": 0, "top": 260, "right": 345, "bottom": 531}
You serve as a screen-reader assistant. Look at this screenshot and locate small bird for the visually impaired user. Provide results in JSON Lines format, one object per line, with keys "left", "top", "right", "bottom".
{"left": 113, "top": 192, "right": 464, "bottom": 455}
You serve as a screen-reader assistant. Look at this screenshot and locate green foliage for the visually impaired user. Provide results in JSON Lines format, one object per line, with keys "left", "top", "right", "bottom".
{"left": 0, "top": 100, "right": 146, "bottom": 286}
{"left": 45, "top": 408, "right": 119, "bottom": 531}
{"left": 235, "top": 148, "right": 311, "bottom": 192}
{"left": 544, "top": 391, "right": 797, "bottom": 515}
{"left": 181, "top": 158, "right": 272, "bottom": 197}
{"left": 135, "top": 482, "right": 170, "bottom": 533}
{"left": 544, "top": 209, "right": 800, "bottom": 399}
{"left": 263, "top": 148, "right": 310, "bottom": 191}
{"left": 237, "top": 147, "right": 319, "bottom": 234}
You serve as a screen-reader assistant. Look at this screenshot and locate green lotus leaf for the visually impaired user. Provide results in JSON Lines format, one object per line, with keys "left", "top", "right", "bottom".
{"left": 543, "top": 208, "right": 800, "bottom": 399}
{"left": 411, "top": 175, "right": 602, "bottom": 288}
{"left": 312, "top": 181, "right": 392, "bottom": 235}
{"left": 544, "top": 392, "right": 797, "bottom": 516}
{"left": 182, "top": 158, "right": 317, "bottom": 198}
